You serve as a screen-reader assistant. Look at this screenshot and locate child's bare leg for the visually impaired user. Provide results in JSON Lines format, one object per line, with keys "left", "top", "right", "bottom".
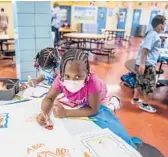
{"left": 133, "top": 88, "right": 139, "bottom": 98}
{"left": 131, "top": 88, "right": 143, "bottom": 104}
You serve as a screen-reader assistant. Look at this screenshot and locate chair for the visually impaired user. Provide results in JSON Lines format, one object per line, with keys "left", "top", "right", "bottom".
{"left": 2, "top": 40, "right": 15, "bottom": 50}
{"left": 1, "top": 39, "right": 15, "bottom": 66}
{"left": 2, "top": 50, "right": 15, "bottom": 67}
{"left": 91, "top": 32, "right": 116, "bottom": 63}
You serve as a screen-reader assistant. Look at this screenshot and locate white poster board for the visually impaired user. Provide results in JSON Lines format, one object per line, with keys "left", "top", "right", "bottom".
{"left": 119, "top": 12, "right": 126, "bottom": 22}
{"left": 76, "top": 129, "right": 142, "bottom": 157}
{"left": 72, "top": 6, "right": 97, "bottom": 23}
{"left": 61, "top": 9, "right": 67, "bottom": 22}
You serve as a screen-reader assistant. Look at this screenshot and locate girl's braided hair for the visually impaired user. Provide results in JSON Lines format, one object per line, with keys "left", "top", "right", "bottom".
{"left": 34, "top": 47, "right": 59, "bottom": 71}
{"left": 60, "top": 49, "right": 90, "bottom": 78}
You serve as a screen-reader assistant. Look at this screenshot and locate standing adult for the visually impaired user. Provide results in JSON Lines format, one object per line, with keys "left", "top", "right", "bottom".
{"left": 51, "top": 2, "right": 61, "bottom": 46}
{"left": 0, "top": 8, "right": 8, "bottom": 35}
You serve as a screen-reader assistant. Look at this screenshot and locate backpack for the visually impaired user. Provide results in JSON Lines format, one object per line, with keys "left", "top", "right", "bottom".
{"left": 121, "top": 72, "right": 136, "bottom": 88}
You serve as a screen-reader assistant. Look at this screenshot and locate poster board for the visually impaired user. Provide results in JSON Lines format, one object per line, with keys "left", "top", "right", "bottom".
{"left": 119, "top": 12, "right": 126, "bottom": 22}
{"left": 76, "top": 129, "right": 142, "bottom": 157}
{"left": 72, "top": 6, "right": 97, "bottom": 23}
{"left": 60, "top": 9, "right": 68, "bottom": 22}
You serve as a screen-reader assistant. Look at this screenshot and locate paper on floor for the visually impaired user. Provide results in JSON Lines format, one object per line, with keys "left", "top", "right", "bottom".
{"left": 75, "top": 128, "right": 142, "bottom": 157}
{"left": 60, "top": 118, "right": 101, "bottom": 136}
{"left": 0, "top": 130, "right": 84, "bottom": 157}
{"left": 18, "top": 86, "right": 49, "bottom": 99}
{"left": 0, "top": 99, "right": 83, "bottom": 157}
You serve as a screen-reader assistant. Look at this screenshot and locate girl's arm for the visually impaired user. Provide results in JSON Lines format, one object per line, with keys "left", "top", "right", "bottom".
{"left": 29, "top": 75, "right": 44, "bottom": 86}
{"left": 65, "top": 92, "right": 100, "bottom": 117}
{"left": 41, "top": 87, "right": 61, "bottom": 114}
{"left": 36, "top": 75, "right": 45, "bottom": 83}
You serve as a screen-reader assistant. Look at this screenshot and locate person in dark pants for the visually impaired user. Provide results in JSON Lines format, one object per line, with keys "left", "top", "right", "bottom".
{"left": 51, "top": 2, "right": 61, "bottom": 46}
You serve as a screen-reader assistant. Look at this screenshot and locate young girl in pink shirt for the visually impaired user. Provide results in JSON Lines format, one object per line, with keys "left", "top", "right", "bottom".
{"left": 36, "top": 49, "right": 120, "bottom": 126}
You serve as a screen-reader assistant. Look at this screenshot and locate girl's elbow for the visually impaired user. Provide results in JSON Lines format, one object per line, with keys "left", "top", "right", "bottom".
{"left": 92, "top": 108, "right": 99, "bottom": 115}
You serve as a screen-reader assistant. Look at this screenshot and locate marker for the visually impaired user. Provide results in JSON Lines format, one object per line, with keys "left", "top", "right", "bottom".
{"left": 42, "top": 112, "right": 53, "bottom": 130}
{"left": 45, "top": 125, "right": 53, "bottom": 130}
{"left": 44, "top": 120, "right": 53, "bottom": 130}
{"left": 28, "top": 75, "right": 35, "bottom": 87}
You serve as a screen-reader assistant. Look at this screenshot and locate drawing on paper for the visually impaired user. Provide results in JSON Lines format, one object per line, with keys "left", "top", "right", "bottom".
{"left": 0, "top": 113, "right": 9, "bottom": 128}
{"left": 27, "top": 143, "right": 81, "bottom": 157}
{"left": 78, "top": 129, "right": 142, "bottom": 157}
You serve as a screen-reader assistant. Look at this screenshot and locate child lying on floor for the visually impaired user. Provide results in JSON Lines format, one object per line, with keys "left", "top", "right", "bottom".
{"left": 29, "top": 47, "right": 60, "bottom": 86}
{"left": 36, "top": 49, "right": 121, "bottom": 126}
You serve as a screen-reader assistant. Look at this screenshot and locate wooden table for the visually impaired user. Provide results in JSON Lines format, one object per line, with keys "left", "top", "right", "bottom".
{"left": 103, "top": 29, "right": 126, "bottom": 33}
{"left": 63, "top": 33, "right": 106, "bottom": 50}
{"left": 59, "top": 27, "right": 77, "bottom": 33}
{"left": 125, "top": 59, "right": 136, "bottom": 73}
{"left": 102, "top": 29, "right": 126, "bottom": 43}
{"left": 0, "top": 35, "right": 9, "bottom": 39}
{"left": 0, "top": 35, "right": 10, "bottom": 51}
{"left": 59, "top": 28, "right": 77, "bottom": 39}
{"left": 63, "top": 33, "right": 116, "bottom": 62}
{"left": 159, "top": 33, "right": 168, "bottom": 38}
{"left": 63, "top": 33, "right": 106, "bottom": 40}
{"left": 0, "top": 35, "right": 15, "bottom": 61}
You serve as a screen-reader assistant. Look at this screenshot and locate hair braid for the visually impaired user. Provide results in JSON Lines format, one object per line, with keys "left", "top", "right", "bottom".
{"left": 60, "top": 49, "right": 90, "bottom": 78}
{"left": 36, "top": 47, "right": 59, "bottom": 70}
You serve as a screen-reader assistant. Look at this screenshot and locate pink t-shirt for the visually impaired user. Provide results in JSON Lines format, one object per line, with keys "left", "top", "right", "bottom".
{"left": 52, "top": 73, "right": 107, "bottom": 107}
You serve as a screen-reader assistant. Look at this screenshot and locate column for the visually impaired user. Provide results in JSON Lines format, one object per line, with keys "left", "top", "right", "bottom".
{"left": 125, "top": 9, "right": 133, "bottom": 37}
{"left": 13, "top": 1, "right": 52, "bottom": 80}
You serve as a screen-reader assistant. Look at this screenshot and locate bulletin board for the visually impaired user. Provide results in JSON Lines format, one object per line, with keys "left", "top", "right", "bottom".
{"left": 60, "top": 9, "right": 67, "bottom": 22}
{"left": 119, "top": 12, "right": 126, "bottom": 22}
{"left": 72, "top": 6, "right": 98, "bottom": 23}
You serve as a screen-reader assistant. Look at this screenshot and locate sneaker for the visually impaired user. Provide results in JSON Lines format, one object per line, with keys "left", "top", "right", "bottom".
{"left": 139, "top": 104, "right": 157, "bottom": 113}
{"left": 131, "top": 98, "right": 143, "bottom": 104}
{"left": 108, "top": 96, "right": 121, "bottom": 112}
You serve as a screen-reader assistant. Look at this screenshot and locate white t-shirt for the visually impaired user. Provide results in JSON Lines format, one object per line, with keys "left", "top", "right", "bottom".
{"left": 51, "top": 7, "right": 61, "bottom": 29}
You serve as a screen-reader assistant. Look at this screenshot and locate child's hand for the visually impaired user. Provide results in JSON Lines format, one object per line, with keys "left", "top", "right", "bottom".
{"left": 29, "top": 79, "right": 38, "bottom": 87}
{"left": 53, "top": 103, "right": 67, "bottom": 118}
{"left": 36, "top": 112, "right": 50, "bottom": 126}
{"left": 138, "top": 65, "right": 145, "bottom": 75}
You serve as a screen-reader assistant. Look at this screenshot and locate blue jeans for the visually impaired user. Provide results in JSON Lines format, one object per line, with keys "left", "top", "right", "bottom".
{"left": 51, "top": 26, "right": 60, "bottom": 44}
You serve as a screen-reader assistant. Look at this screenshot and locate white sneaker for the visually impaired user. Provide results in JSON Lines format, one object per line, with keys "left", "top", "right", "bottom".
{"left": 139, "top": 104, "right": 157, "bottom": 113}
{"left": 108, "top": 96, "right": 121, "bottom": 112}
{"left": 131, "top": 98, "right": 144, "bottom": 104}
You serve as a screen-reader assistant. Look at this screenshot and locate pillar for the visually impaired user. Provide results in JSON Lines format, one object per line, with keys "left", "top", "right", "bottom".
{"left": 13, "top": 1, "right": 52, "bottom": 80}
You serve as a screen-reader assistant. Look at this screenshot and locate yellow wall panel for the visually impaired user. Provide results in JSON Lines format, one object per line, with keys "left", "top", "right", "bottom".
{"left": 0, "top": 1, "right": 14, "bottom": 37}
{"left": 1, "top": 1, "right": 168, "bottom": 38}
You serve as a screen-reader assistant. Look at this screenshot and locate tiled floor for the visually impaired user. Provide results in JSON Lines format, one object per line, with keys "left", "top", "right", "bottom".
{"left": 0, "top": 38, "right": 168, "bottom": 156}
